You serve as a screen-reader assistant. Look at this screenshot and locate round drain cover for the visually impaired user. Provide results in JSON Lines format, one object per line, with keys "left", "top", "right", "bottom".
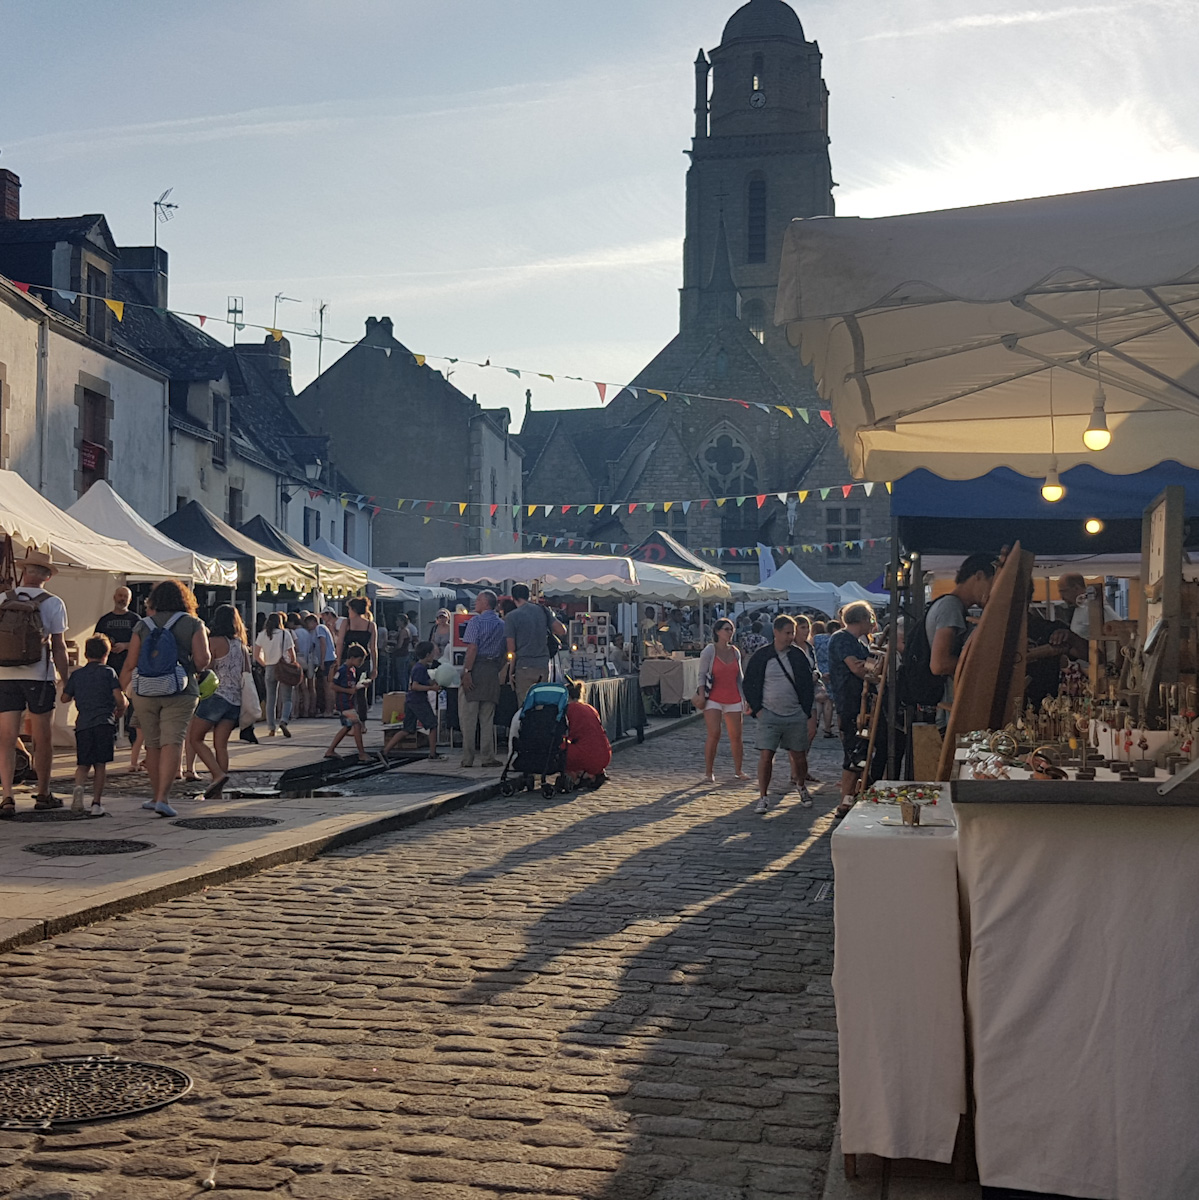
{"left": 171, "top": 816, "right": 280, "bottom": 830}
{"left": 24, "top": 839, "right": 154, "bottom": 857}
{"left": 0, "top": 1056, "right": 193, "bottom": 1129}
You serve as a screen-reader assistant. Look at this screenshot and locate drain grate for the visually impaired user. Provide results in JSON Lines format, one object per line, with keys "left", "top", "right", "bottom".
{"left": 24, "top": 839, "right": 154, "bottom": 857}
{"left": 812, "top": 882, "right": 834, "bottom": 904}
{"left": 11, "top": 810, "right": 93, "bottom": 823}
{"left": 0, "top": 1055, "right": 193, "bottom": 1130}
{"left": 171, "top": 816, "right": 280, "bottom": 830}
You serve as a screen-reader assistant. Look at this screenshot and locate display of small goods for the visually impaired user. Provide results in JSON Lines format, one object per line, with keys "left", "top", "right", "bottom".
{"left": 862, "top": 783, "right": 943, "bottom": 826}
{"left": 565, "top": 612, "right": 613, "bottom": 681}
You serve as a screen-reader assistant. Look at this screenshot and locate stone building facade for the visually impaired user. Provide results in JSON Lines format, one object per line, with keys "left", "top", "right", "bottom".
{"left": 516, "top": 0, "right": 890, "bottom": 586}
{"left": 290, "top": 317, "right": 523, "bottom": 570}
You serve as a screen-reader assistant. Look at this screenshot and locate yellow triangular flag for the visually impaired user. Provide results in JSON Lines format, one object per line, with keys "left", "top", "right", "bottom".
{"left": 458, "top": 502, "right": 468, "bottom": 515}
{"left": 423, "top": 516, "right": 431, "bottom": 524}
{"left": 648, "top": 389, "right": 668, "bottom": 402}
{"left": 267, "top": 327, "right": 283, "bottom": 342}
{"left": 716, "top": 498, "right": 727, "bottom": 507}
{"left": 663, "top": 501, "right": 673, "bottom": 512}
{"left": 776, "top": 406, "right": 793, "bottom": 418}
{"left": 414, "top": 354, "right": 426, "bottom": 367}
{"left": 104, "top": 299, "right": 124, "bottom": 321}
{"left": 798, "top": 490, "right": 809, "bottom": 503}
{"left": 528, "top": 504, "right": 537, "bottom": 517}
{"left": 593, "top": 504, "right": 603, "bottom": 515}
{"left": 886, "top": 481, "right": 893, "bottom": 493}
{"left": 539, "top": 373, "right": 555, "bottom": 382}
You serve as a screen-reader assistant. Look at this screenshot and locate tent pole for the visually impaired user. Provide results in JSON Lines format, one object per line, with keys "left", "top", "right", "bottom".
{"left": 886, "top": 516, "right": 901, "bottom": 779}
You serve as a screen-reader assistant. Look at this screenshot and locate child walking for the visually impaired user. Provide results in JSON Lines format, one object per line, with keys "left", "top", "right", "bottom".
{"left": 325, "top": 644, "right": 372, "bottom": 763}
{"left": 62, "top": 634, "right": 126, "bottom": 816}
{"left": 383, "top": 641, "right": 443, "bottom": 760}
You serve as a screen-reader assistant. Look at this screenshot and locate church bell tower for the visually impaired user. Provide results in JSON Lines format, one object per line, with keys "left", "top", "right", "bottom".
{"left": 680, "top": 0, "right": 833, "bottom": 353}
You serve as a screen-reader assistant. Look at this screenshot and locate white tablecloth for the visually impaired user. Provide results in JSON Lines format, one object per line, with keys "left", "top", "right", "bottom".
{"left": 831, "top": 793, "right": 966, "bottom": 1162}
{"left": 639, "top": 657, "right": 702, "bottom": 706}
{"left": 957, "top": 801, "right": 1199, "bottom": 1199}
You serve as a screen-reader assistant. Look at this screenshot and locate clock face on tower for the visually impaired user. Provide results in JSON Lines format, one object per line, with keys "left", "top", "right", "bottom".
{"left": 749, "top": 90, "right": 766, "bottom": 109}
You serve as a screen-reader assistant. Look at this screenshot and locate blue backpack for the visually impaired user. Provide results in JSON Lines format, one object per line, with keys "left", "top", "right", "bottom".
{"left": 134, "top": 612, "right": 188, "bottom": 697}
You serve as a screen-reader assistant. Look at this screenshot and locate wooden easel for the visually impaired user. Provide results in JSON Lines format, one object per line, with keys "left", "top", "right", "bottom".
{"left": 854, "top": 643, "right": 890, "bottom": 794}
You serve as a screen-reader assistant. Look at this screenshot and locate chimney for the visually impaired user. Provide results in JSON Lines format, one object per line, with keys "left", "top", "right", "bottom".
{"left": 0, "top": 170, "right": 19, "bottom": 221}
{"left": 114, "top": 245, "right": 168, "bottom": 308}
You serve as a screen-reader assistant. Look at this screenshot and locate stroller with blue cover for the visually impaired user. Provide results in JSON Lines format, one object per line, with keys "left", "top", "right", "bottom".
{"left": 500, "top": 682, "right": 573, "bottom": 799}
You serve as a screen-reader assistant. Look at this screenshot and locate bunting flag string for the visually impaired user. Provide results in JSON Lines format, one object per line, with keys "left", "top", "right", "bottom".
{"left": 2, "top": 277, "right": 840, "bottom": 425}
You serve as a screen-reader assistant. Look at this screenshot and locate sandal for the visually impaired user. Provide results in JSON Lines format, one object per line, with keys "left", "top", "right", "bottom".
{"left": 33, "top": 795, "right": 63, "bottom": 811}
{"left": 0, "top": 798, "right": 14, "bottom": 820}
{"left": 203, "top": 776, "right": 230, "bottom": 799}
{"left": 834, "top": 801, "right": 854, "bottom": 819}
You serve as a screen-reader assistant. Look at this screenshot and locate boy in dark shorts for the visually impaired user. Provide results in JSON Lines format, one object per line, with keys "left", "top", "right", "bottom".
{"left": 383, "top": 641, "right": 442, "bottom": 760}
{"left": 62, "top": 634, "right": 126, "bottom": 816}
{"left": 325, "top": 644, "right": 372, "bottom": 763}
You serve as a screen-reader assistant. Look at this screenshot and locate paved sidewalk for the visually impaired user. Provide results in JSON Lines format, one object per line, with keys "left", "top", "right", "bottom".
{"left": 0, "top": 710, "right": 693, "bottom": 954}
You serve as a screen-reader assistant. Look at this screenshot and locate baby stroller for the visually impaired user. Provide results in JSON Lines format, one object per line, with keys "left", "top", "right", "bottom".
{"left": 500, "top": 682, "right": 571, "bottom": 799}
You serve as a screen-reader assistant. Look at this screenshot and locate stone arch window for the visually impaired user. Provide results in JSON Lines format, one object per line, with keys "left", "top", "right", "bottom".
{"left": 715, "top": 348, "right": 729, "bottom": 378}
{"left": 747, "top": 173, "right": 767, "bottom": 264}
{"left": 700, "top": 424, "right": 759, "bottom": 496}
{"left": 752, "top": 53, "right": 764, "bottom": 92}
{"left": 742, "top": 299, "right": 767, "bottom": 344}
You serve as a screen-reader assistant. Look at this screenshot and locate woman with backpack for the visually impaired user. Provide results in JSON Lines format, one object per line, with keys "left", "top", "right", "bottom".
{"left": 119, "top": 579, "right": 211, "bottom": 818}
{"left": 254, "top": 611, "right": 299, "bottom": 737}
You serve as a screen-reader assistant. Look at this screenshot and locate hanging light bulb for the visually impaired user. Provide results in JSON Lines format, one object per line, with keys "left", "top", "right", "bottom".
{"left": 1083, "top": 384, "right": 1111, "bottom": 451}
{"left": 1085, "top": 518, "right": 1104, "bottom": 534}
{"left": 1041, "top": 461, "right": 1066, "bottom": 503}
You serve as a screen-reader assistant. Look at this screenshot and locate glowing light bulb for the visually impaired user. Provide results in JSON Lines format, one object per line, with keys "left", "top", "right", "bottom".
{"left": 1083, "top": 385, "right": 1111, "bottom": 451}
{"left": 1041, "top": 464, "right": 1066, "bottom": 503}
{"left": 1085, "top": 518, "right": 1104, "bottom": 535}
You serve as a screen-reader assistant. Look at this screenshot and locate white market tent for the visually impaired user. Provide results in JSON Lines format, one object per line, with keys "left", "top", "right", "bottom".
{"left": 625, "top": 563, "right": 731, "bottom": 604}
{"left": 837, "top": 580, "right": 891, "bottom": 608}
{"left": 769, "top": 560, "right": 841, "bottom": 613}
{"left": 68, "top": 482, "right": 237, "bottom": 588}
{"left": 0, "top": 469, "right": 169, "bottom": 638}
{"left": 730, "top": 581, "right": 789, "bottom": 603}
{"left": 426, "top": 553, "right": 638, "bottom": 590}
{"left": 309, "top": 536, "right": 454, "bottom": 606}
{"left": 776, "top": 175, "right": 1199, "bottom": 483}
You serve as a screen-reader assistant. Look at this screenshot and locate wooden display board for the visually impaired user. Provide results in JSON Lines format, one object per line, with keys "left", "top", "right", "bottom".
{"left": 936, "top": 544, "right": 1034, "bottom": 781}
{"left": 1138, "top": 486, "right": 1184, "bottom": 725}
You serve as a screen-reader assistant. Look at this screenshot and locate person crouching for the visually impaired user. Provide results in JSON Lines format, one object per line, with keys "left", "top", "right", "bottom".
{"left": 563, "top": 679, "right": 611, "bottom": 789}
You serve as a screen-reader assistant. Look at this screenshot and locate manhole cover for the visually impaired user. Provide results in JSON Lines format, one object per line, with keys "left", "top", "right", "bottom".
{"left": 171, "top": 816, "right": 281, "bottom": 830}
{"left": 0, "top": 1056, "right": 193, "bottom": 1130}
{"left": 24, "top": 839, "right": 154, "bottom": 857}
{"left": 11, "top": 810, "right": 93, "bottom": 823}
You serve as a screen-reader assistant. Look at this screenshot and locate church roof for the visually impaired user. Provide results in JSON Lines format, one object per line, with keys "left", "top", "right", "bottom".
{"left": 722, "top": 0, "right": 805, "bottom": 44}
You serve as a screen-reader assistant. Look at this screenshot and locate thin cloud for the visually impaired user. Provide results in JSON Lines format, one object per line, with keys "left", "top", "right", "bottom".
{"left": 861, "top": 3, "right": 1146, "bottom": 41}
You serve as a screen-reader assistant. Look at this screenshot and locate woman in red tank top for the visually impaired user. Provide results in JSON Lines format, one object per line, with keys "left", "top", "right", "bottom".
{"left": 698, "top": 618, "right": 747, "bottom": 784}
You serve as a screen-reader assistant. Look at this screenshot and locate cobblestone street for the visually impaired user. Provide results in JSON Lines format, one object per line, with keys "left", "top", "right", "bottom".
{"left": 0, "top": 722, "right": 842, "bottom": 1200}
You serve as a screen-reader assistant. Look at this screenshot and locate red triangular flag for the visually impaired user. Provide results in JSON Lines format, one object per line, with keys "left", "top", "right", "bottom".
{"left": 595, "top": 382, "right": 607, "bottom": 402}
{"left": 820, "top": 410, "right": 834, "bottom": 427}
{"left": 700, "top": 499, "right": 710, "bottom": 509}
{"left": 628, "top": 503, "right": 637, "bottom": 514}
{"left": 842, "top": 484, "right": 853, "bottom": 498}
{"left": 755, "top": 494, "right": 767, "bottom": 508}
{"left": 13, "top": 282, "right": 30, "bottom": 294}
{"left": 561, "top": 504, "right": 571, "bottom": 514}
{"left": 198, "top": 314, "right": 207, "bottom": 327}
{"left": 489, "top": 503, "right": 498, "bottom": 517}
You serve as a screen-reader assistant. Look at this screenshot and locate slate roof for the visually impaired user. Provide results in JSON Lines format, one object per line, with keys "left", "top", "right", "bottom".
{"left": 0, "top": 214, "right": 115, "bottom": 251}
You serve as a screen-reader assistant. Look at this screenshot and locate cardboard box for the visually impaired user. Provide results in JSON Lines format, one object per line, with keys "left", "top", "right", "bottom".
{"left": 382, "top": 692, "right": 406, "bottom": 726}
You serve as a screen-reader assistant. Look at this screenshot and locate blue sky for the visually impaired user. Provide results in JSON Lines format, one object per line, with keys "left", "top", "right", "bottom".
{"left": 5, "top": 0, "right": 1198, "bottom": 423}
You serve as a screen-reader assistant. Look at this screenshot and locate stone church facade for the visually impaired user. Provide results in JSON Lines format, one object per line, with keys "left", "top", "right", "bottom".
{"left": 517, "top": 0, "right": 890, "bottom": 586}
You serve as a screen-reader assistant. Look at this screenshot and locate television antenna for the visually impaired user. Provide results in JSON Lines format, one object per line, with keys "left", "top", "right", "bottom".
{"left": 152, "top": 188, "right": 178, "bottom": 288}
{"left": 273, "top": 293, "right": 301, "bottom": 328}
{"left": 227, "top": 296, "right": 244, "bottom": 344}
{"left": 314, "top": 300, "right": 329, "bottom": 375}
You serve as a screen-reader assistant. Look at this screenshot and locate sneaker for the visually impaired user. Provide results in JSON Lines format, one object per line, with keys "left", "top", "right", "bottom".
{"left": 154, "top": 801, "right": 177, "bottom": 818}
{"left": 141, "top": 800, "right": 157, "bottom": 811}
{"left": 280, "top": 722, "right": 292, "bottom": 739}
{"left": 71, "top": 785, "right": 86, "bottom": 814}
{"left": 798, "top": 786, "right": 814, "bottom": 808}
{"left": 89, "top": 803, "right": 106, "bottom": 817}
{"left": 754, "top": 796, "right": 770, "bottom": 814}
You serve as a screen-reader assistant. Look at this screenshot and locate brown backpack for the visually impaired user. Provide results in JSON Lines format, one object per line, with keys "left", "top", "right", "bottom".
{"left": 0, "top": 590, "right": 51, "bottom": 667}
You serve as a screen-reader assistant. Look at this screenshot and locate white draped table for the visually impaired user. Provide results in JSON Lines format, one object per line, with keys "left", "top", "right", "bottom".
{"left": 639, "top": 657, "right": 702, "bottom": 707}
{"left": 831, "top": 792, "right": 967, "bottom": 1164}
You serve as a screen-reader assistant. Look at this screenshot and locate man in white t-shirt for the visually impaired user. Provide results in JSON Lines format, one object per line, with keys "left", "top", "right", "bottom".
{"left": 1058, "top": 573, "right": 1118, "bottom": 642}
{"left": 0, "top": 549, "right": 70, "bottom": 816}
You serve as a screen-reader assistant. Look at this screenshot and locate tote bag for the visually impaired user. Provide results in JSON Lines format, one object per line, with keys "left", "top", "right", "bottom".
{"left": 239, "top": 648, "right": 262, "bottom": 728}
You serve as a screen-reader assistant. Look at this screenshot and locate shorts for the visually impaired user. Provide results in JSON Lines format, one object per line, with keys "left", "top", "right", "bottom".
{"left": 75, "top": 725, "right": 115, "bottom": 767}
{"left": 130, "top": 692, "right": 198, "bottom": 749}
{"left": 753, "top": 707, "right": 810, "bottom": 753}
{"left": 0, "top": 679, "right": 57, "bottom": 716}
{"left": 404, "top": 698, "right": 436, "bottom": 732}
{"left": 337, "top": 708, "right": 362, "bottom": 729}
{"left": 705, "top": 700, "right": 744, "bottom": 714}
{"left": 195, "top": 694, "right": 241, "bottom": 726}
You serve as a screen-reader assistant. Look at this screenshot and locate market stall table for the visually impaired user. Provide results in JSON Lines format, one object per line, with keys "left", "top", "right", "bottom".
{"left": 955, "top": 789, "right": 1199, "bottom": 1199}
{"left": 582, "top": 675, "right": 646, "bottom": 744}
{"left": 831, "top": 789, "right": 966, "bottom": 1167}
{"left": 639, "top": 657, "right": 702, "bottom": 710}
